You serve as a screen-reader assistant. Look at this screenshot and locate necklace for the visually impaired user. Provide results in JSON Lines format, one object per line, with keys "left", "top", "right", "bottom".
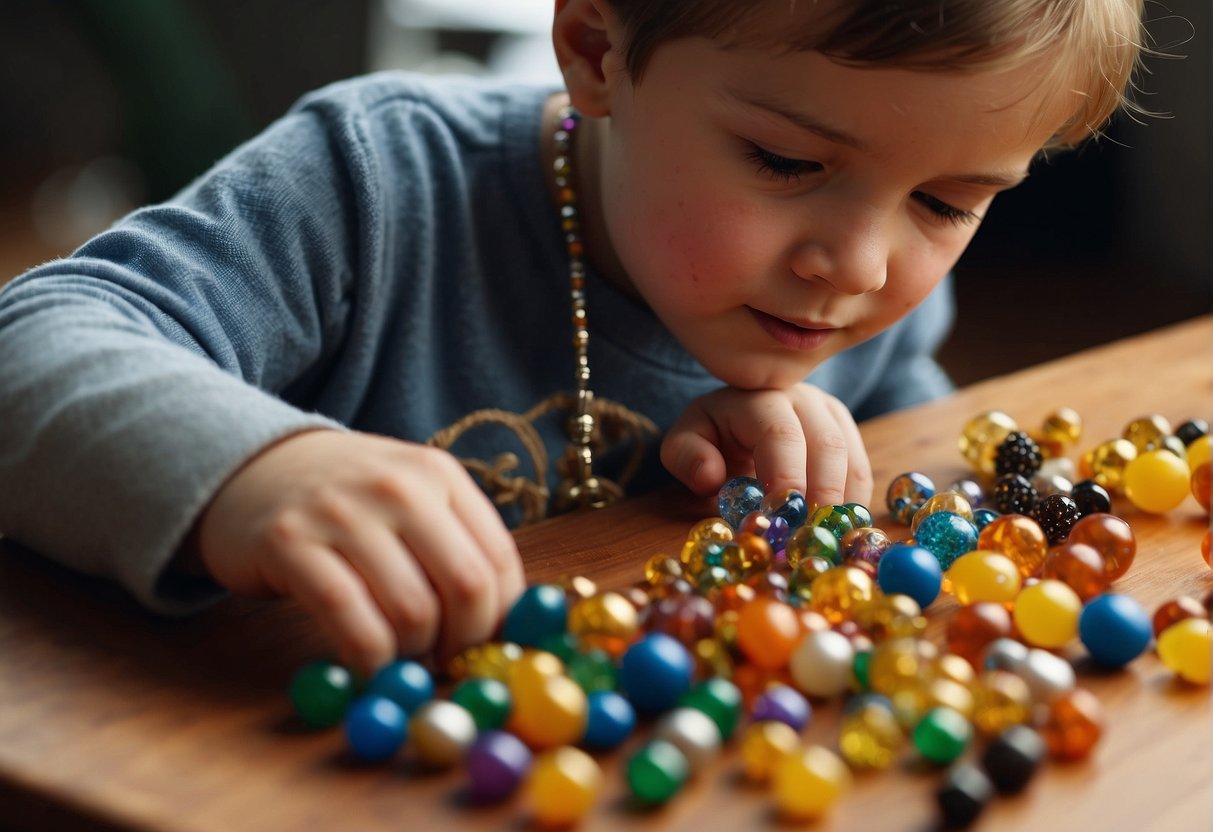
{"left": 552, "top": 103, "right": 623, "bottom": 511}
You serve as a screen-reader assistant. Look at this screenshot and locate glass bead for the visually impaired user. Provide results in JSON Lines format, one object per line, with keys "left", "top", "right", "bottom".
{"left": 993, "top": 431, "right": 1043, "bottom": 478}
{"left": 536, "top": 632, "right": 579, "bottom": 663}
{"left": 981, "top": 724, "right": 1046, "bottom": 794}
{"left": 581, "top": 689, "right": 635, "bottom": 750}
{"left": 507, "top": 649, "right": 565, "bottom": 697}
{"left": 911, "top": 491, "right": 974, "bottom": 533}
{"left": 502, "top": 584, "right": 568, "bottom": 648}
{"left": 839, "top": 700, "right": 904, "bottom": 769}
{"left": 466, "top": 730, "right": 533, "bottom": 803}
{"left": 785, "top": 524, "right": 841, "bottom": 568}
{"left": 527, "top": 746, "right": 602, "bottom": 827}
{"left": 807, "top": 566, "right": 875, "bottom": 624}
{"left": 947, "top": 602, "right": 1013, "bottom": 668}
{"left": 1123, "top": 448, "right": 1192, "bottom": 514}
{"left": 809, "top": 504, "right": 856, "bottom": 540}
{"left": 959, "top": 411, "right": 1018, "bottom": 475}
{"left": 790, "top": 628, "right": 855, "bottom": 697}
{"left": 740, "top": 720, "right": 800, "bottom": 783}
{"left": 971, "top": 507, "right": 1001, "bottom": 531}
{"left": 1151, "top": 596, "right": 1208, "bottom": 637}
{"left": 867, "top": 637, "right": 938, "bottom": 697}
{"left": 366, "top": 659, "right": 434, "bottom": 715}
{"left": 567, "top": 591, "right": 639, "bottom": 657}
{"left": 1087, "top": 438, "right": 1138, "bottom": 491}
{"left": 773, "top": 745, "right": 851, "bottom": 821}
{"left": 679, "top": 677, "right": 744, "bottom": 741}
{"left": 762, "top": 487, "right": 810, "bottom": 531}
{"left": 560, "top": 574, "right": 598, "bottom": 604}
{"left": 746, "top": 570, "right": 791, "bottom": 599}
{"left": 696, "top": 564, "right": 734, "bottom": 593}
{"left": 1156, "top": 618, "right": 1212, "bottom": 684}
{"left": 913, "top": 511, "right": 979, "bottom": 571}
{"left": 1068, "top": 512, "right": 1136, "bottom": 580}
{"left": 877, "top": 543, "right": 943, "bottom": 608}
{"left": 935, "top": 763, "right": 993, "bottom": 829}
{"left": 409, "top": 700, "right": 477, "bottom": 769}
{"left": 854, "top": 593, "right": 926, "bottom": 641}
{"left": 508, "top": 673, "right": 587, "bottom": 749}
{"left": 679, "top": 518, "right": 734, "bottom": 566}
{"left": 289, "top": 660, "right": 356, "bottom": 729}
{"left": 627, "top": 739, "right": 690, "bottom": 805}
{"left": 646, "top": 594, "right": 713, "bottom": 649}
{"left": 912, "top": 706, "right": 973, "bottom": 764}
{"left": 736, "top": 596, "right": 802, "bottom": 669}
{"left": 693, "top": 637, "right": 733, "bottom": 679}
{"left": 343, "top": 694, "right": 407, "bottom": 762}
{"left": 1041, "top": 688, "right": 1104, "bottom": 761}
{"left": 1188, "top": 434, "right": 1211, "bottom": 470}
{"left": 970, "top": 670, "right": 1031, "bottom": 736}
{"left": 449, "top": 677, "right": 512, "bottom": 731}
{"left": 924, "top": 677, "right": 976, "bottom": 720}
{"left": 644, "top": 553, "right": 683, "bottom": 585}
{"left": 1193, "top": 462, "right": 1211, "bottom": 513}
{"left": 1041, "top": 542, "right": 1108, "bottom": 601}
{"left": 842, "top": 526, "right": 892, "bottom": 566}
{"left": 732, "top": 531, "right": 775, "bottom": 575}
{"left": 1031, "top": 493, "right": 1082, "bottom": 544}
{"left": 843, "top": 502, "right": 874, "bottom": 528}
{"left": 719, "top": 475, "right": 765, "bottom": 528}
{"left": 752, "top": 683, "right": 813, "bottom": 732}
{"left": 447, "top": 641, "right": 523, "bottom": 682}
{"left": 886, "top": 472, "right": 937, "bottom": 525}
{"left": 1176, "top": 418, "right": 1210, "bottom": 446}
{"left": 1122, "top": 413, "right": 1173, "bottom": 453}
{"left": 652, "top": 707, "right": 723, "bottom": 774}
{"left": 1070, "top": 479, "right": 1112, "bottom": 516}
{"left": 1013, "top": 579, "right": 1081, "bottom": 649}
{"left": 1019, "top": 647, "right": 1076, "bottom": 704}
{"left": 1041, "top": 407, "right": 1083, "bottom": 445}
{"left": 1078, "top": 593, "right": 1152, "bottom": 668}
{"left": 619, "top": 633, "right": 694, "bottom": 715}
{"left": 977, "top": 514, "right": 1048, "bottom": 578}
{"left": 991, "top": 473, "right": 1038, "bottom": 515}
{"left": 567, "top": 648, "right": 618, "bottom": 694}
{"left": 946, "top": 550, "right": 1021, "bottom": 605}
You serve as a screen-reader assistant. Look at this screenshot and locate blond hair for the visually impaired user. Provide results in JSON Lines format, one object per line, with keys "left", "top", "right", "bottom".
{"left": 607, "top": 0, "right": 1146, "bottom": 148}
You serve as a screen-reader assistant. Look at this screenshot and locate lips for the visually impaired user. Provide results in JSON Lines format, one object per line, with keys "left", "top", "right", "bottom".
{"left": 747, "top": 307, "right": 838, "bottom": 351}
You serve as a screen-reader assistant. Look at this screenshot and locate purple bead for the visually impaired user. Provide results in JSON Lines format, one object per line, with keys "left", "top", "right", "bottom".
{"left": 466, "top": 730, "right": 532, "bottom": 803}
{"left": 764, "top": 515, "right": 791, "bottom": 552}
{"left": 749, "top": 684, "right": 811, "bottom": 732}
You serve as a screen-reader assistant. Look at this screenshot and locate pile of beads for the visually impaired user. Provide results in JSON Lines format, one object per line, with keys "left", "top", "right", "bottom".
{"left": 285, "top": 407, "right": 1211, "bottom": 829}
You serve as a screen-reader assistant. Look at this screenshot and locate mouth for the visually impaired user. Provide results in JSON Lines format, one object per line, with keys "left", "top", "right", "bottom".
{"left": 747, "top": 307, "right": 838, "bottom": 352}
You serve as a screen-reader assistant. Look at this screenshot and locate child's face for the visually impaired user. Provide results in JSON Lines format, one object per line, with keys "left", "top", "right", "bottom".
{"left": 590, "top": 37, "right": 1075, "bottom": 390}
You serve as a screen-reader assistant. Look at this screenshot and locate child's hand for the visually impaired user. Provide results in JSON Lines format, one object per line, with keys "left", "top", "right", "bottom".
{"left": 661, "top": 384, "right": 873, "bottom": 511}
{"left": 194, "top": 430, "right": 526, "bottom": 675}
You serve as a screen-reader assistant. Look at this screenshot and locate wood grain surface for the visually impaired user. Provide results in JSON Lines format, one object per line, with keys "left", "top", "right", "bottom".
{"left": 0, "top": 316, "right": 1209, "bottom": 832}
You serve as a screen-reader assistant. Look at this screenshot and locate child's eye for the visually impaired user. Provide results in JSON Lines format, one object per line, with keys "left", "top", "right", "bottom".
{"left": 745, "top": 144, "right": 823, "bottom": 182}
{"left": 912, "top": 191, "right": 980, "bottom": 227}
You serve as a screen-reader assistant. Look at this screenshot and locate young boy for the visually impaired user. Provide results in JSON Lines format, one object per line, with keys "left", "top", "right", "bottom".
{"left": 0, "top": 0, "right": 1144, "bottom": 674}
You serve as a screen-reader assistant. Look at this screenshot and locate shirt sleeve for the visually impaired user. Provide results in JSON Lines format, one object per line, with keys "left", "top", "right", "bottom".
{"left": 0, "top": 98, "right": 377, "bottom": 614}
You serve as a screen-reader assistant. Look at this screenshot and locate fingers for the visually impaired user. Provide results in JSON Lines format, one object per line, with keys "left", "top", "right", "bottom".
{"left": 787, "top": 392, "right": 850, "bottom": 509}
{"left": 661, "top": 404, "right": 728, "bottom": 496}
{"left": 454, "top": 482, "right": 528, "bottom": 624}
{"left": 823, "top": 396, "right": 874, "bottom": 507}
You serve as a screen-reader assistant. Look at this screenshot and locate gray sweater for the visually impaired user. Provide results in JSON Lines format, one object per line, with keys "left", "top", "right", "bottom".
{"left": 0, "top": 72, "right": 954, "bottom": 614}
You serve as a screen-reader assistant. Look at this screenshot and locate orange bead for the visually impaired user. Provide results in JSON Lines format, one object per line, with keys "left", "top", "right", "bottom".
{"left": 947, "top": 602, "right": 1013, "bottom": 668}
{"left": 977, "top": 515, "right": 1048, "bottom": 578}
{"left": 1041, "top": 543, "right": 1108, "bottom": 601}
{"left": 1067, "top": 513, "right": 1136, "bottom": 581}
{"left": 1042, "top": 688, "right": 1104, "bottom": 761}
{"left": 735, "top": 596, "right": 803, "bottom": 670}
{"left": 1192, "top": 462, "right": 1211, "bottom": 513}
{"left": 1152, "top": 596, "right": 1209, "bottom": 637}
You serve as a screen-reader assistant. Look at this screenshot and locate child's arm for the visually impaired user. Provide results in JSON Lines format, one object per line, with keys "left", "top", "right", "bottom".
{"left": 660, "top": 384, "right": 873, "bottom": 511}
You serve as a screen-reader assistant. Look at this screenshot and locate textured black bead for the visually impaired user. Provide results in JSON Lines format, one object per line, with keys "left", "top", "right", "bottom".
{"left": 992, "top": 473, "right": 1038, "bottom": 515}
{"left": 1031, "top": 494, "right": 1082, "bottom": 544}
{"left": 994, "top": 431, "right": 1043, "bottom": 477}
{"left": 1070, "top": 479, "right": 1112, "bottom": 516}
{"left": 935, "top": 763, "right": 994, "bottom": 828}
{"left": 1175, "top": 418, "right": 1209, "bottom": 447}
{"left": 981, "top": 725, "right": 1046, "bottom": 795}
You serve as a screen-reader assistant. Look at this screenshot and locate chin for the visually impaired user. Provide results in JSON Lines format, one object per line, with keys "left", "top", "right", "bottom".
{"left": 703, "top": 356, "right": 817, "bottom": 391}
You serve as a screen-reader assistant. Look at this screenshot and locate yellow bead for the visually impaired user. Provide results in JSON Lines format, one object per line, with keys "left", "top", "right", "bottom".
{"left": 527, "top": 746, "right": 602, "bottom": 827}
{"left": 808, "top": 566, "right": 875, "bottom": 624}
{"left": 911, "top": 491, "right": 973, "bottom": 533}
{"left": 1013, "top": 579, "right": 1082, "bottom": 648}
{"left": 568, "top": 592, "right": 640, "bottom": 656}
{"left": 507, "top": 649, "right": 564, "bottom": 698}
{"left": 447, "top": 641, "right": 523, "bottom": 682}
{"left": 959, "top": 411, "right": 1018, "bottom": 475}
{"left": 740, "top": 720, "right": 801, "bottom": 783}
{"left": 509, "top": 673, "right": 588, "bottom": 749}
{"left": 1088, "top": 438, "right": 1138, "bottom": 492}
{"left": 1188, "top": 435, "right": 1211, "bottom": 471}
{"left": 839, "top": 703, "right": 904, "bottom": 769}
{"left": 970, "top": 670, "right": 1032, "bottom": 736}
{"left": 1123, "top": 449, "right": 1191, "bottom": 514}
{"left": 1041, "top": 407, "right": 1083, "bottom": 445}
{"left": 1122, "top": 414, "right": 1173, "bottom": 453}
{"left": 946, "top": 550, "right": 1023, "bottom": 605}
{"left": 773, "top": 745, "right": 852, "bottom": 821}
{"left": 643, "top": 553, "right": 683, "bottom": 585}
{"left": 1157, "top": 618, "right": 1212, "bottom": 685}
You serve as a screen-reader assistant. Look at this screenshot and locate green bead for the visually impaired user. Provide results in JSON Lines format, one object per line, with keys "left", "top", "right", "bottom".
{"left": 627, "top": 739, "right": 690, "bottom": 804}
{"left": 567, "top": 648, "right": 618, "bottom": 694}
{"left": 913, "top": 707, "right": 973, "bottom": 764}
{"left": 811, "top": 505, "right": 856, "bottom": 542}
{"left": 678, "top": 677, "right": 743, "bottom": 740}
{"left": 449, "top": 677, "right": 512, "bottom": 731}
{"left": 289, "top": 660, "right": 356, "bottom": 728}
{"left": 537, "top": 631, "right": 580, "bottom": 662}
{"left": 844, "top": 503, "right": 874, "bottom": 529}
{"left": 852, "top": 649, "right": 872, "bottom": 692}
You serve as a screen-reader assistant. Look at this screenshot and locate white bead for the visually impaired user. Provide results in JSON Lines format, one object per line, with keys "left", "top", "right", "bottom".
{"left": 409, "top": 700, "right": 476, "bottom": 768}
{"left": 789, "top": 630, "right": 855, "bottom": 698}
{"left": 652, "top": 707, "right": 722, "bottom": 775}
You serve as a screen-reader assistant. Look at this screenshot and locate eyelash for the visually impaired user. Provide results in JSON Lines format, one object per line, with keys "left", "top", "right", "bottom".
{"left": 745, "top": 144, "right": 980, "bottom": 227}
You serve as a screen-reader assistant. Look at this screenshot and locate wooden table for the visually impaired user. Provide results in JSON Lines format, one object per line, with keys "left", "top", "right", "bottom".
{"left": 1, "top": 316, "right": 1209, "bottom": 832}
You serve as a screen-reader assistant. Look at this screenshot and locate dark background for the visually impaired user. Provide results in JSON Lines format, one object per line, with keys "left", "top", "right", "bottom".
{"left": 1, "top": 0, "right": 1208, "bottom": 387}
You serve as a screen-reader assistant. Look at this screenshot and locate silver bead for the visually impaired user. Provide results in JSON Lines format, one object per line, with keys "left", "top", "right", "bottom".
{"left": 652, "top": 707, "right": 722, "bottom": 775}
{"left": 408, "top": 700, "right": 476, "bottom": 768}
{"left": 981, "top": 637, "right": 1030, "bottom": 674}
{"left": 1019, "top": 648, "right": 1076, "bottom": 704}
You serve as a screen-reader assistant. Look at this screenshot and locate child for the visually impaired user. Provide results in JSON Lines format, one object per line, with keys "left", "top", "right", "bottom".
{"left": 0, "top": 0, "right": 1145, "bottom": 673}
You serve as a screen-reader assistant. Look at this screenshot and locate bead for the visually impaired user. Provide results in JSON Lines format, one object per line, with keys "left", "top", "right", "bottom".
{"left": 648, "top": 594, "right": 715, "bottom": 648}
{"left": 1041, "top": 407, "right": 1083, "bottom": 445}
{"left": 912, "top": 491, "right": 975, "bottom": 533}
{"left": 466, "top": 730, "right": 533, "bottom": 803}
{"left": 447, "top": 641, "right": 523, "bottom": 682}
{"left": 449, "top": 677, "right": 512, "bottom": 732}
{"left": 1156, "top": 618, "right": 1212, "bottom": 684}
{"left": 913, "top": 707, "right": 973, "bottom": 764}
{"left": 991, "top": 473, "right": 1037, "bottom": 515}
{"left": 1078, "top": 593, "right": 1152, "bottom": 668}
{"left": 366, "top": 659, "right": 434, "bottom": 715}
{"left": 789, "top": 629, "right": 855, "bottom": 697}
{"left": 1041, "top": 688, "right": 1104, "bottom": 761}
{"left": 842, "top": 526, "right": 893, "bottom": 566}
{"left": 289, "top": 660, "right": 356, "bottom": 729}
{"left": 913, "top": 511, "right": 979, "bottom": 571}
{"left": 853, "top": 593, "right": 926, "bottom": 641}
{"left": 719, "top": 476, "right": 764, "bottom": 528}
{"left": 1151, "top": 596, "right": 1208, "bottom": 637}
{"left": 808, "top": 504, "right": 856, "bottom": 540}
{"left": 410, "top": 700, "right": 477, "bottom": 768}
{"left": 508, "top": 672, "right": 588, "bottom": 749}
{"left": 970, "top": 507, "right": 1001, "bottom": 531}
{"left": 935, "top": 763, "right": 993, "bottom": 829}
{"left": 626, "top": 739, "right": 690, "bottom": 805}
{"left": 581, "top": 689, "right": 635, "bottom": 750}
{"left": 1013, "top": 579, "right": 1082, "bottom": 648}
{"left": 839, "top": 700, "right": 904, "bottom": 769}
{"left": 946, "top": 478, "right": 986, "bottom": 509}
{"left": 1030, "top": 494, "right": 1082, "bottom": 544}
{"left": 567, "top": 591, "right": 639, "bottom": 657}
{"left": 773, "top": 745, "right": 851, "bottom": 821}
{"left": 527, "top": 746, "right": 602, "bottom": 827}
{"left": 994, "top": 431, "right": 1043, "bottom": 477}
{"left": 878, "top": 543, "right": 943, "bottom": 608}
{"left": 946, "top": 551, "right": 1022, "bottom": 605}
{"left": 1070, "top": 479, "right": 1112, "bottom": 516}
{"left": 1019, "top": 647, "right": 1076, "bottom": 704}
{"left": 1193, "top": 462, "right": 1211, "bottom": 512}
{"left": 751, "top": 683, "right": 812, "bottom": 732}
{"left": 977, "top": 514, "right": 1048, "bottom": 578}
{"left": 1123, "top": 449, "right": 1191, "bottom": 513}
{"left": 343, "top": 694, "right": 407, "bottom": 762}
{"left": 1041, "top": 542, "right": 1108, "bottom": 601}
{"left": 502, "top": 584, "right": 568, "bottom": 647}
{"left": 679, "top": 677, "right": 744, "bottom": 741}
{"left": 959, "top": 411, "right": 1018, "bottom": 475}
{"left": 1087, "top": 438, "right": 1138, "bottom": 491}
{"left": 736, "top": 596, "right": 802, "bottom": 669}
{"left": 785, "top": 524, "right": 841, "bottom": 568}
{"left": 981, "top": 724, "right": 1046, "bottom": 794}
{"left": 740, "top": 720, "right": 800, "bottom": 783}
{"left": 1122, "top": 413, "right": 1172, "bottom": 453}
{"left": 652, "top": 707, "right": 722, "bottom": 775}
{"left": 970, "top": 669, "right": 1032, "bottom": 736}
{"left": 619, "top": 633, "right": 694, "bottom": 715}
{"left": 1068, "top": 512, "right": 1136, "bottom": 580}
{"left": 886, "top": 472, "right": 937, "bottom": 525}
{"left": 1189, "top": 434, "right": 1211, "bottom": 470}
{"left": 643, "top": 553, "right": 683, "bottom": 585}
{"left": 1176, "top": 418, "right": 1209, "bottom": 446}
{"left": 566, "top": 648, "right": 617, "bottom": 694}
{"left": 762, "top": 487, "right": 809, "bottom": 531}
{"left": 808, "top": 566, "right": 875, "bottom": 624}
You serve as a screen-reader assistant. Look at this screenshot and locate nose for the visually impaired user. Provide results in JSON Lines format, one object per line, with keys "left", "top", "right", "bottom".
{"left": 788, "top": 208, "right": 889, "bottom": 295}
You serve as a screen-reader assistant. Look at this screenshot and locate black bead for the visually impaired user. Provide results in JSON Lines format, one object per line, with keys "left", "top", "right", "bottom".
{"left": 1175, "top": 418, "right": 1209, "bottom": 447}
{"left": 994, "top": 431, "right": 1043, "bottom": 478}
{"left": 935, "top": 763, "right": 994, "bottom": 828}
{"left": 981, "top": 725, "right": 1046, "bottom": 795}
{"left": 1070, "top": 479, "right": 1112, "bottom": 516}
{"left": 1031, "top": 494, "right": 1082, "bottom": 544}
{"left": 992, "top": 473, "right": 1037, "bottom": 515}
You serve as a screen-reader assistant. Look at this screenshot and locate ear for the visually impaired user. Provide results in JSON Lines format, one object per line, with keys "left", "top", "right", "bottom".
{"left": 552, "top": 0, "right": 626, "bottom": 117}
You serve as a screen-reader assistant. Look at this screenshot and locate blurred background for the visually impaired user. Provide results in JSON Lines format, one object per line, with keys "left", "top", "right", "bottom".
{"left": 0, "top": 0, "right": 1208, "bottom": 387}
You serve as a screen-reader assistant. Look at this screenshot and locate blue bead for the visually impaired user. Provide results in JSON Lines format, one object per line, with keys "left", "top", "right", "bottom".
{"left": 366, "top": 659, "right": 434, "bottom": 714}
{"left": 582, "top": 690, "right": 637, "bottom": 749}
{"left": 718, "top": 476, "right": 764, "bottom": 528}
{"left": 886, "top": 472, "right": 936, "bottom": 525}
{"left": 1079, "top": 593, "right": 1152, "bottom": 668}
{"left": 878, "top": 543, "right": 944, "bottom": 608}
{"left": 343, "top": 694, "right": 408, "bottom": 762}
{"left": 750, "top": 683, "right": 812, "bottom": 731}
{"left": 501, "top": 584, "right": 568, "bottom": 647}
{"left": 971, "top": 508, "right": 1001, "bottom": 532}
{"left": 913, "top": 511, "right": 978, "bottom": 571}
{"left": 771, "top": 491, "right": 809, "bottom": 531}
{"left": 619, "top": 633, "right": 694, "bottom": 715}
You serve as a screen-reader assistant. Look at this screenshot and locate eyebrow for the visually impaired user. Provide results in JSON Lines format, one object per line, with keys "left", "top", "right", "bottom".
{"left": 722, "top": 87, "right": 1030, "bottom": 188}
